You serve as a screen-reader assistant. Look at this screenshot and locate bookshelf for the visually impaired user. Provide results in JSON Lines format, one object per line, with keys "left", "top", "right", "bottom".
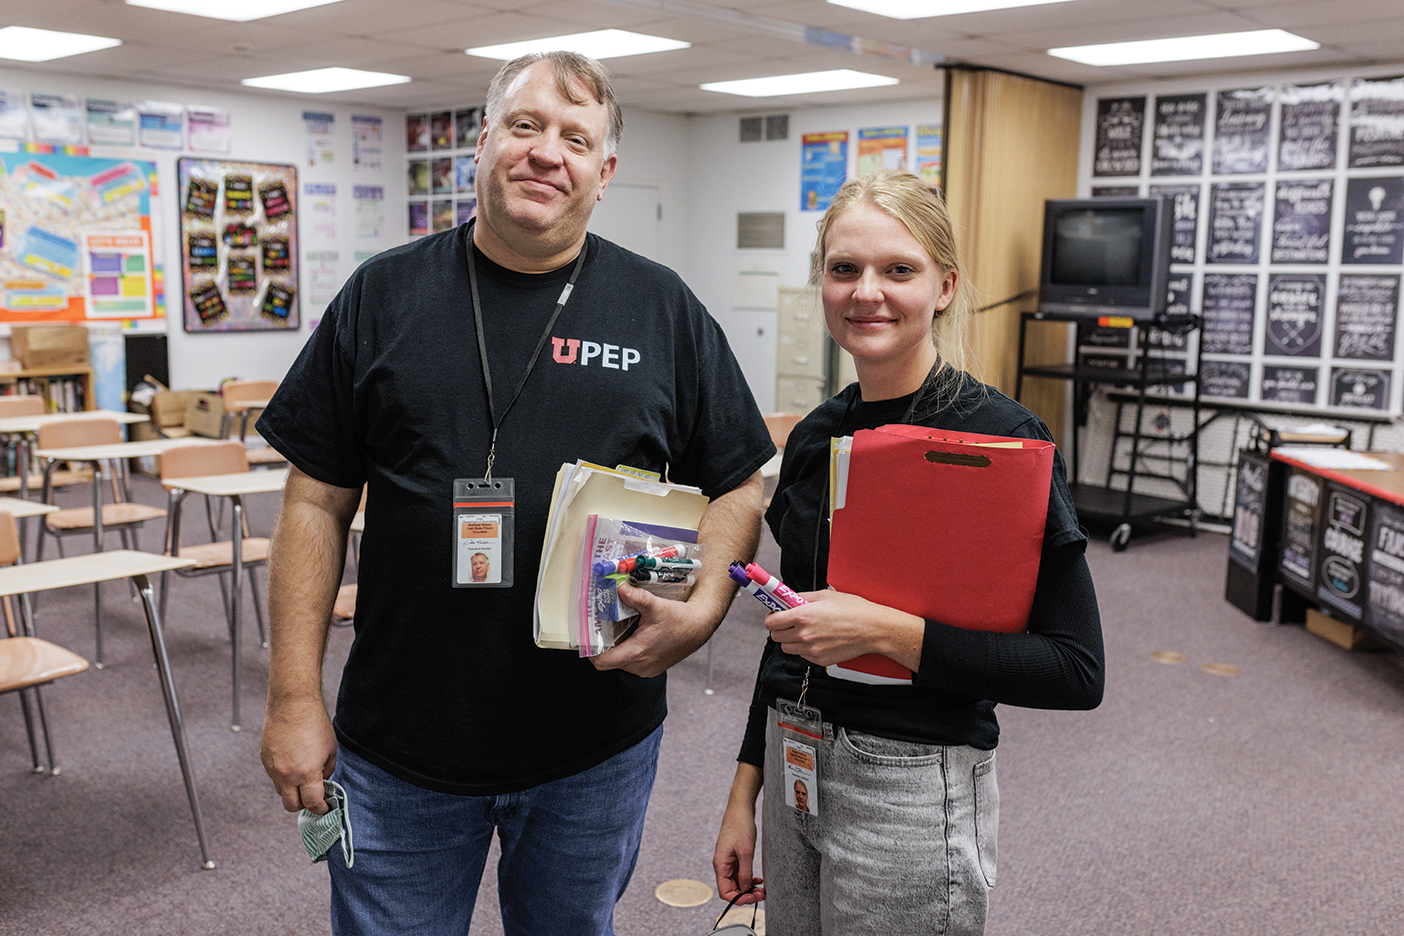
{"left": 0, "top": 367, "right": 96, "bottom": 413}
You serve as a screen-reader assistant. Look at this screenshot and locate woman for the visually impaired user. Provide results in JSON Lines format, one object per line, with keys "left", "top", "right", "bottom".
{"left": 713, "top": 169, "right": 1105, "bottom": 936}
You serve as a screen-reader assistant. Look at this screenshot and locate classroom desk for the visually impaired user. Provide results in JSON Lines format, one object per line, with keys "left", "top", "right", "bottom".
{"left": 162, "top": 467, "right": 287, "bottom": 730}
{"left": 0, "top": 497, "right": 59, "bottom": 519}
{"left": 0, "top": 550, "right": 214, "bottom": 869}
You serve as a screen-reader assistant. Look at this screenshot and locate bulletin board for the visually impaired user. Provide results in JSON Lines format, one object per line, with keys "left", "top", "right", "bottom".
{"left": 0, "top": 149, "right": 160, "bottom": 323}
{"left": 178, "top": 157, "right": 298, "bottom": 332}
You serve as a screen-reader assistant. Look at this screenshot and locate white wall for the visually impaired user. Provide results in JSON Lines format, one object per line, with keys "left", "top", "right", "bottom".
{"left": 0, "top": 65, "right": 406, "bottom": 390}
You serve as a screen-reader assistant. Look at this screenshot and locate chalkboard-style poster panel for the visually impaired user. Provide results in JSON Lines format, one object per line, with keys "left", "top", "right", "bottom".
{"left": 1164, "top": 271, "right": 1193, "bottom": 317}
{"left": 1201, "top": 359, "right": 1251, "bottom": 399}
{"left": 1094, "top": 97, "right": 1145, "bottom": 177}
{"left": 1151, "top": 93, "right": 1207, "bottom": 176}
{"left": 1342, "top": 176, "right": 1404, "bottom": 265}
{"left": 1271, "top": 179, "right": 1333, "bottom": 264}
{"left": 1330, "top": 366, "right": 1391, "bottom": 410}
{"left": 1334, "top": 274, "right": 1400, "bottom": 360}
{"left": 1208, "top": 182, "right": 1264, "bottom": 264}
{"left": 1149, "top": 183, "right": 1200, "bottom": 264}
{"left": 1091, "top": 185, "right": 1139, "bottom": 197}
{"left": 1348, "top": 75, "right": 1404, "bottom": 169}
{"left": 1279, "top": 467, "right": 1323, "bottom": 594}
{"left": 1261, "top": 365, "right": 1318, "bottom": 405}
{"left": 1213, "top": 87, "right": 1273, "bottom": 175}
{"left": 1265, "top": 273, "right": 1325, "bottom": 357}
{"left": 1279, "top": 82, "right": 1342, "bottom": 172}
{"left": 1317, "top": 482, "right": 1371, "bottom": 622}
{"left": 1202, "top": 273, "right": 1257, "bottom": 354}
{"left": 1365, "top": 501, "right": 1404, "bottom": 646}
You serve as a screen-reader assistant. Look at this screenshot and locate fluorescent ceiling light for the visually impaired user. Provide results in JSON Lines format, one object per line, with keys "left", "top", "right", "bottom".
{"left": 702, "top": 69, "right": 898, "bottom": 98}
{"left": 125, "top": 0, "right": 344, "bottom": 21}
{"left": 242, "top": 67, "right": 411, "bottom": 94}
{"left": 0, "top": 26, "right": 121, "bottom": 62}
{"left": 467, "top": 29, "right": 690, "bottom": 61}
{"left": 827, "top": 0, "right": 1075, "bottom": 19}
{"left": 1049, "top": 29, "right": 1319, "bottom": 66}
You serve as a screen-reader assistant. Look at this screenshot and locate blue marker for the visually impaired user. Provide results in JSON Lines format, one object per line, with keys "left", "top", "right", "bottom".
{"left": 729, "top": 563, "right": 787, "bottom": 613}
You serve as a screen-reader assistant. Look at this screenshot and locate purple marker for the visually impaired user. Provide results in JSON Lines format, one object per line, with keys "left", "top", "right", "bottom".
{"left": 745, "top": 563, "right": 806, "bottom": 609}
{"left": 729, "top": 563, "right": 788, "bottom": 614}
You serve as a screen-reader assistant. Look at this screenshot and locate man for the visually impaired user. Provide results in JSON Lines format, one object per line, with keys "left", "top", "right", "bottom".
{"left": 470, "top": 551, "right": 490, "bottom": 583}
{"left": 257, "top": 51, "right": 774, "bottom": 935}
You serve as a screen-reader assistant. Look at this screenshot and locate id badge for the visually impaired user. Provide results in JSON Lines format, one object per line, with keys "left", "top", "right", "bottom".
{"left": 776, "top": 698, "right": 824, "bottom": 817}
{"left": 452, "top": 478, "right": 514, "bottom": 588}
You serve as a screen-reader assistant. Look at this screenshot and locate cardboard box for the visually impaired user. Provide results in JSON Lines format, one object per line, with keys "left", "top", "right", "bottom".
{"left": 1306, "top": 608, "right": 1383, "bottom": 651}
{"left": 11, "top": 325, "right": 89, "bottom": 370}
{"left": 184, "top": 391, "right": 226, "bottom": 438}
{"left": 150, "top": 391, "right": 191, "bottom": 428}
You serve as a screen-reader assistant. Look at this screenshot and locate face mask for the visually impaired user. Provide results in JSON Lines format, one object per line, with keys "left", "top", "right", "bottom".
{"left": 297, "top": 779, "right": 354, "bottom": 867}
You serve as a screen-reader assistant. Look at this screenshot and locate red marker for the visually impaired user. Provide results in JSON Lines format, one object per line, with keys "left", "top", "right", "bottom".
{"left": 745, "top": 563, "right": 806, "bottom": 609}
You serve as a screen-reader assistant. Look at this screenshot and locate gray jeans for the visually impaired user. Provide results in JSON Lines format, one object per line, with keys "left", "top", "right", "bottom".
{"left": 762, "top": 707, "right": 998, "bottom": 936}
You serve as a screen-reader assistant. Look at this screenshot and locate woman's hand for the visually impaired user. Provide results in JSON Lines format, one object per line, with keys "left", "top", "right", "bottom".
{"left": 765, "top": 590, "right": 925, "bottom": 672}
{"left": 714, "top": 763, "right": 766, "bottom": 906}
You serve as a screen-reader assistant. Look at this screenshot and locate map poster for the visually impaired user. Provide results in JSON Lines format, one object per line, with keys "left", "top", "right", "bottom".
{"left": 1279, "top": 82, "right": 1342, "bottom": 172}
{"left": 1334, "top": 274, "right": 1400, "bottom": 360}
{"left": 1201, "top": 360, "right": 1251, "bottom": 399}
{"left": 1093, "top": 97, "right": 1145, "bottom": 177}
{"left": 1264, "top": 273, "right": 1325, "bottom": 357}
{"left": 1348, "top": 75, "right": 1404, "bottom": 169}
{"left": 801, "top": 131, "right": 847, "bottom": 212}
{"left": 178, "top": 158, "right": 298, "bottom": 332}
{"left": 1261, "top": 365, "right": 1318, "bottom": 405}
{"left": 1343, "top": 176, "right": 1404, "bottom": 265}
{"left": 1330, "top": 367, "right": 1390, "bottom": 410}
{"left": 1149, "top": 183, "right": 1200, "bottom": 264}
{"left": 0, "top": 151, "right": 160, "bottom": 323}
{"left": 1213, "top": 88, "right": 1272, "bottom": 175}
{"left": 1208, "top": 182, "right": 1265, "bottom": 265}
{"left": 1271, "top": 179, "right": 1333, "bottom": 264}
{"left": 1202, "top": 273, "right": 1257, "bottom": 355}
{"left": 1150, "top": 93, "right": 1206, "bottom": 176}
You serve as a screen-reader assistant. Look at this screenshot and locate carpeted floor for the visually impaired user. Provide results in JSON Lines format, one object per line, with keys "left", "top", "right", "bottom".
{"left": 2, "top": 477, "right": 1403, "bottom": 935}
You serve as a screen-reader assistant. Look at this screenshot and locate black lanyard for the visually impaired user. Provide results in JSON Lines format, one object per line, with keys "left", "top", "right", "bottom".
{"left": 464, "top": 218, "right": 588, "bottom": 479}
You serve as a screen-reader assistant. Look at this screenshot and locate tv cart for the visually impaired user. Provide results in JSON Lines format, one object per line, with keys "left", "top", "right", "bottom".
{"left": 1015, "top": 311, "right": 1202, "bottom": 551}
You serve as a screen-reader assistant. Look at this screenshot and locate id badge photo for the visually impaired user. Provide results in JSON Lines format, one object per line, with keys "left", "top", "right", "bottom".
{"left": 452, "top": 477, "right": 515, "bottom": 588}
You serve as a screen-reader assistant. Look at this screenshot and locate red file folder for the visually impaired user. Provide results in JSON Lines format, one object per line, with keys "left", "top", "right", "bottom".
{"left": 826, "top": 424, "right": 1055, "bottom": 684}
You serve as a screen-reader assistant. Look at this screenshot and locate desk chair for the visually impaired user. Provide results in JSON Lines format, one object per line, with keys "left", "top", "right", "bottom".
{"left": 0, "top": 396, "right": 92, "bottom": 495}
{"left": 219, "top": 379, "right": 285, "bottom": 467}
{"left": 159, "top": 441, "right": 270, "bottom": 648}
{"left": 0, "top": 511, "right": 89, "bottom": 775}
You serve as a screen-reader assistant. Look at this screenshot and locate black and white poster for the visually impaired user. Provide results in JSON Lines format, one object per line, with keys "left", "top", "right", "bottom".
{"left": 1278, "top": 82, "right": 1343, "bottom": 172}
{"left": 1334, "top": 274, "right": 1400, "bottom": 360}
{"left": 1094, "top": 97, "right": 1145, "bottom": 177}
{"left": 1348, "top": 75, "right": 1404, "bottom": 169}
{"left": 1202, "top": 273, "right": 1257, "bottom": 354}
{"left": 1091, "top": 185, "right": 1139, "bottom": 197}
{"left": 1151, "top": 93, "right": 1207, "bottom": 176}
{"left": 1317, "top": 483, "right": 1371, "bottom": 621}
{"left": 1201, "top": 360, "right": 1251, "bottom": 399}
{"left": 1164, "top": 271, "right": 1192, "bottom": 317}
{"left": 1330, "top": 367, "right": 1391, "bottom": 410}
{"left": 1271, "top": 179, "right": 1334, "bottom": 264}
{"left": 1265, "top": 273, "right": 1325, "bottom": 357}
{"left": 1213, "top": 87, "right": 1273, "bottom": 175}
{"left": 1149, "top": 184, "right": 1200, "bottom": 264}
{"left": 1279, "top": 468, "right": 1322, "bottom": 591}
{"left": 1365, "top": 502, "right": 1404, "bottom": 646}
{"left": 1208, "top": 182, "right": 1265, "bottom": 264}
{"left": 1261, "top": 365, "right": 1318, "bottom": 405}
{"left": 1343, "top": 176, "right": 1404, "bottom": 265}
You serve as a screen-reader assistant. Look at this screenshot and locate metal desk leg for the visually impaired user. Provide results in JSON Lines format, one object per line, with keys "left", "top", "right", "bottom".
{"left": 133, "top": 573, "right": 216, "bottom": 870}
{"left": 16, "top": 436, "right": 31, "bottom": 560}
{"left": 91, "top": 462, "right": 106, "bottom": 668}
{"left": 704, "top": 637, "right": 715, "bottom": 696}
{"left": 231, "top": 495, "right": 243, "bottom": 732}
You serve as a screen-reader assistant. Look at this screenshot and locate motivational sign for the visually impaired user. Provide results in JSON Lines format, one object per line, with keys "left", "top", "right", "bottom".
{"left": 1201, "top": 360, "right": 1251, "bottom": 399}
{"left": 1202, "top": 273, "right": 1257, "bottom": 355}
{"left": 1278, "top": 82, "right": 1342, "bottom": 172}
{"left": 1334, "top": 274, "right": 1400, "bottom": 360}
{"left": 1265, "top": 273, "right": 1324, "bottom": 357}
{"left": 1208, "top": 182, "right": 1264, "bottom": 264}
{"left": 1271, "top": 179, "right": 1333, "bottom": 264}
{"left": 1348, "top": 75, "right": 1404, "bottom": 169}
{"left": 1261, "top": 365, "right": 1318, "bottom": 405}
{"left": 1343, "top": 176, "right": 1404, "bottom": 265}
{"left": 1317, "top": 482, "right": 1371, "bottom": 621}
{"left": 1330, "top": 367, "right": 1391, "bottom": 410}
{"left": 1213, "top": 87, "right": 1272, "bottom": 175}
{"left": 1279, "top": 468, "right": 1322, "bottom": 592}
{"left": 1094, "top": 97, "right": 1145, "bottom": 176}
{"left": 1149, "top": 184, "right": 1200, "bottom": 264}
{"left": 1151, "top": 93, "right": 1207, "bottom": 176}
{"left": 1366, "top": 502, "right": 1404, "bottom": 646}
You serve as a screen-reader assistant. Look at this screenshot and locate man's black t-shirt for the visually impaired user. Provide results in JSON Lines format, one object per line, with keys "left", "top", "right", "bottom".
{"left": 258, "top": 225, "right": 775, "bottom": 795}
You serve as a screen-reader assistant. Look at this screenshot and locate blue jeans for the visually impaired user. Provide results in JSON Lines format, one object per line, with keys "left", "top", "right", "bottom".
{"left": 327, "top": 727, "right": 663, "bottom": 936}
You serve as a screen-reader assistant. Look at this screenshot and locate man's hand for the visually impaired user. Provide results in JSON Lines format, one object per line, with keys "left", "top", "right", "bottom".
{"left": 590, "top": 581, "right": 715, "bottom": 677}
{"left": 260, "top": 697, "right": 338, "bottom": 814}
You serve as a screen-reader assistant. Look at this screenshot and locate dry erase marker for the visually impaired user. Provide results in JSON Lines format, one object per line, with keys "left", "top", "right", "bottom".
{"left": 592, "top": 543, "right": 688, "bottom": 577}
{"left": 729, "top": 563, "right": 789, "bottom": 613}
{"left": 630, "top": 569, "right": 696, "bottom": 585}
{"left": 745, "top": 563, "right": 806, "bottom": 609}
{"left": 635, "top": 556, "right": 702, "bottom": 571}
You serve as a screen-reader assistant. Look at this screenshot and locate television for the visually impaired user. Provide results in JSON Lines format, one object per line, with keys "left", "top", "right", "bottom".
{"left": 1038, "top": 196, "right": 1174, "bottom": 320}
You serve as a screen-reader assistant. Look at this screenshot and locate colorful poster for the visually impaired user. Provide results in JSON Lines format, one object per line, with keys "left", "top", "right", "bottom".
{"left": 306, "top": 250, "right": 340, "bottom": 305}
{"left": 1271, "top": 179, "right": 1333, "bottom": 264}
{"left": 454, "top": 156, "right": 476, "bottom": 193}
{"left": 0, "top": 91, "right": 28, "bottom": 141}
{"left": 857, "top": 126, "right": 907, "bottom": 176}
{"left": 1343, "top": 176, "right": 1404, "bottom": 264}
{"left": 1279, "top": 82, "right": 1342, "bottom": 172}
{"left": 352, "top": 115, "right": 383, "bottom": 172}
{"left": 1330, "top": 367, "right": 1390, "bottom": 410}
{"left": 1261, "top": 366, "right": 1318, "bottom": 405}
{"left": 431, "top": 157, "right": 453, "bottom": 195}
{"left": 353, "top": 185, "right": 383, "bottom": 240}
{"left": 408, "top": 201, "right": 428, "bottom": 236}
{"left": 81, "top": 231, "right": 154, "bottom": 318}
{"left": 915, "top": 124, "right": 941, "bottom": 184}
{"left": 1207, "top": 182, "right": 1264, "bottom": 264}
{"left": 432, "top": 199, "right": 453, "bottom": 232}
{"left": 1202, "top": 272, "right": 1257, "bottom": 355}
{"left": 1150, "top": 93, "right": 1206, "bottom": 176}
{"left": 406, "top": 114, "right": 429, "bottom": 152}
{"left": 1334, "top": 275, "right": 1400, "bottom": 360}
{"left": 30, "top": 93, "right": 84, "bottom": 146}
{"left": 455, "top": 107, "right": 482, "bottom": 149}
{"left": 0, "top": 151, "right": 159, "bottom": 323}
{"left": 178, "top": 158, "right": 298, "bottom": 332}
{"left": 85, "top": 98, "right": 135, "bottom": 147}
{"left": 1348, "top": 75, "right": 1404, "bottom": 169}
{"left": 187, "top": 106, "right": 232, "bottom": 154}
{"left": 1148, "top": 183, "right": 1200, "bottom": 264}
{"left": 137, "top": 101, "right": 183, "bottom": 149}
{"left": 1264, "top": 273, "right": 1325, "bottom": 357}
{"left": 305, "top": 182, "right": 336, "bottom": 240}
{"left": 455, "top": 199, "right": 476, "bottom": 226}
{"left": 430, "top": 111, "right": 452, "bottom": 150}
{"left": 1093, "top": 97, "right": 1145, "bottom": 177}
{"left": 801, "top": 131, "right": 847, "bottom": 212}
{"left": 408, "top": 160, "right": 428, "bottom": 197}
{"left": 304, "top": 110, "right": 335, "bottom": 167}
{"left": 1213, "top": 88, "right": 1272, "bottom": 175}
